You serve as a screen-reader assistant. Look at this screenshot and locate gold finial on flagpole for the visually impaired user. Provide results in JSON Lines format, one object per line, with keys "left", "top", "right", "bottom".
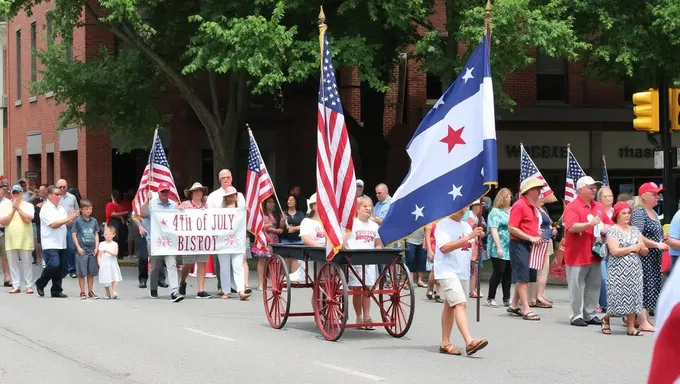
{"left": 319, "top": 6, "right": 326, "bottom": 28}
{"left": 484, "top": 0, "right": 492, "bottom": 36}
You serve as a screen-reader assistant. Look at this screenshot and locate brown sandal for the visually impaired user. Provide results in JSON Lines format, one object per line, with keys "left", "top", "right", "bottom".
{"left": 465, "top": 339, "right": 489, "bottom": 355}
{"left": 439, "top": 344, "right": 461, "bottom": 355}
{"left": 535, "top": 299, "right": 553, "bottom": 308}
{"left": 601, "top": 318, "right": 611, "bottom": 335}
{"left": 8, "top": 287, "right": 20, "bottom": 294}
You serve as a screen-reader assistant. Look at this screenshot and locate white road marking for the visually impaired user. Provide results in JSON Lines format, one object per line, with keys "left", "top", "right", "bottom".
{"left": 183, "top": 327, "right": 235, "bottom": 342}
{"left": 313, "top": 361, "right": 387, "bottom": 382}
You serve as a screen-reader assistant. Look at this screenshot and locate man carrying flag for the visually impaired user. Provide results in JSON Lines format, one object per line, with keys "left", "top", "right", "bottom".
{"left": 379, "top": 34, "right": 497, "bottom": 355}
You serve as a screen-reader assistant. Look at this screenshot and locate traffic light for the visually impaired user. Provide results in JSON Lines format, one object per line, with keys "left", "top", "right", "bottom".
{"left": 633, "top": 89, "right": 659, "bottom": 132}
{"left": 670, "top": 88, "right": 680, "bottom": 131}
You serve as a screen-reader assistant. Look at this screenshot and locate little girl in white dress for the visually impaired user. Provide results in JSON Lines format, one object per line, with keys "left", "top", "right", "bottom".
{"left": 98, "top": 225, "right": 122, "bottom": 299}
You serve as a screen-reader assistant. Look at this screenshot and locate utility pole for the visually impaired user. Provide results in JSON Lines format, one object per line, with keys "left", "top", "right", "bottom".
{"left": 659, "top": 76, "right": 676, "bottom": 221}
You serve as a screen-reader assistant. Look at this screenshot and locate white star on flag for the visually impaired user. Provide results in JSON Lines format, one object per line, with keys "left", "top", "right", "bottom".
{"left": 433, "top": 97, "right": 445, "bottom": 109}
{"left": 448, "top": 184, "right": 463, "bottom": 201}
{"left": 412, "top": 204, "right": 425, "bottom": 220}
{"left": 462, "top": 67, "right": 474, "bottom": 83}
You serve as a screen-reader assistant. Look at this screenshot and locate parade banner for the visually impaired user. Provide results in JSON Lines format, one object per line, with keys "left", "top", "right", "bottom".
{"left": 149, "top": 208, "right": 247, "bottom": 256}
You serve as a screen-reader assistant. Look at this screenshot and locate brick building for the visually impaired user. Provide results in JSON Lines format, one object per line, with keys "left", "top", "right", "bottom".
{"left": 4, "top": 1, "right": 669, "bottom": 220}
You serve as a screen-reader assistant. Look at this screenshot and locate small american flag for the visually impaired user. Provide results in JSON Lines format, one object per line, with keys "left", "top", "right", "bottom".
{"left": 133, "top": 131, "right": 179, "bottom": 216}
{"left": 245, "top": 129, "right": 273, "bottom": 253}
{"left": 317, "top": 30, "right": 357, "bottom": 260}
{"left": 520, "top": 144, "right": 553, "bottom": 198}
{"left": 564, "top": 147, "right": 586, "bottom": 204}
{"left": 601, "top": 155, "right": 610, "bottom": 187}
{"left": 529, "top": 241, "right": 550, "bottom": 270}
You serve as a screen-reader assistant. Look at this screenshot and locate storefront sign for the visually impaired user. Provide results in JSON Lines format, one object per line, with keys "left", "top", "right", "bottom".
{"left": 600, "top": 132, "right": 680, "bottom": 169}
{"left": 496, "top": 131, "right": 590, "bottom": 170}
{"left": 149, "top": 208, "right": 246, "bottom": 256}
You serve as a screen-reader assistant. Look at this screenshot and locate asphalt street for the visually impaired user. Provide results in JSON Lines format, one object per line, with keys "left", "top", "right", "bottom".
{"left": 0, "top": 265, "right": 654, "bottom": 384}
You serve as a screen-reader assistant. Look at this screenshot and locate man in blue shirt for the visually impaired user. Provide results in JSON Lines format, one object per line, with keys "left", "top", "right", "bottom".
{"left": 140, "top": 182, "right": 184, "bottom": 302}
{"left": 372, "top": 183, "right": 392, "bottom": 225}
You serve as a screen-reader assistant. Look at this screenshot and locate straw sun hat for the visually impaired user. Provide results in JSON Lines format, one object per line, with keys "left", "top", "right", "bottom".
{"left": 184, "top": 182, "right": 209, "bottom": 198}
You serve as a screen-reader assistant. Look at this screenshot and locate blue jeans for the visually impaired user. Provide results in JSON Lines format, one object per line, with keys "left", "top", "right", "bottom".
{"left": 36, "top": 249, "right": 66, "bottom": 294}
{"left": 405, "top": 243, "right": 427, "bottom": 273}
{"left": 599, "top": 258, "right": 607, "bottom": 310}
{"left": 64, "top": 228, "right": 77, "bottom": 274}
{"left": 280, "top": 239, "right": 303, "bottom": 245}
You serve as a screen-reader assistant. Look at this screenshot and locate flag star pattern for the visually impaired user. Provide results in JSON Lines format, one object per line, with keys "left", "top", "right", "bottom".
{"left": 133, "top": 133, "right": 180, "bottom": 217}
{"left": 602, "top": 155, "right": 610, "bottom": 187}
{"left": 379, "top": 36, "right": 497, "bottom": 245}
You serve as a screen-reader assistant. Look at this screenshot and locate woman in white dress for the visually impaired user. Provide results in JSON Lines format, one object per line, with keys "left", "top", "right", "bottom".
{"left": 344, "top": 195, "right": 383, "bottom": 330}
{"left": 218, "top": 186, "right": 251, "bottom": 300}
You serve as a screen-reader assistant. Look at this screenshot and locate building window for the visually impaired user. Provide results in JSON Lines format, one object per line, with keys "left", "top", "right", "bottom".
{"left": 46, "top": 13, "right": 53, "bottom": 45}
{"left": 16, "top": 155, "right": 22, "bottom": 181}
{"left": 623, "top": 79, "right": 635, "bottom": 103}
{"left": 15, "top": 30, "right": 21, "bottom": 101}
{"left": 30, "top": 22, "right": 37, "bottom": 83}
{"left": 426, "top": 73, "right": 443, "bottom": 100}
{"left": 536, "top": 52, "right": 568, "bottom": 103}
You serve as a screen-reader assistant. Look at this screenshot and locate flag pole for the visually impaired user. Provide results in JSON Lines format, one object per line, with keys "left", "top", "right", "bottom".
{"left": 147, "top": 127, "right": 159, "bottom": 193}
{"left": 476, "top": 0, "right": 493, "bottom": 324}
{"left": 246, "top": 124, "right": 286, "bottom": 220}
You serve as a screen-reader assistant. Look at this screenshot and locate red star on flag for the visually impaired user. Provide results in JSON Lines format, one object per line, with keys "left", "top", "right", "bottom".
{"left": 161, "top": 219, "right": 167, "bottom": 226}
{"left": 440, "top": 126, "right": 466, "bottom": 153}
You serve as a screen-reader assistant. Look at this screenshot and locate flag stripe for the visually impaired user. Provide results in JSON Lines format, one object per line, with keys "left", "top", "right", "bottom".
{"left": 565, "top": 148, "right": 586, "bottom": 204}
{"left": 529, "top": 241, "right": 549, "bottom": 270}
{"left": 317, "top": 31, "right": 357, "bottom": 259}
{"left": 246, "top": 130, "right": 274, "bottom": 252}
{"left": 132, "top": 132, "right": 179, "bottom": 217}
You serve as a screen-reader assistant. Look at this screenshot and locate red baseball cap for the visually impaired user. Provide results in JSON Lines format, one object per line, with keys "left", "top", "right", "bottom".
{"left": 157, "top": 182, "right": 172, "bottom": 192}
{"left": 638, "top": 182, "right": 664, "bottom": 196}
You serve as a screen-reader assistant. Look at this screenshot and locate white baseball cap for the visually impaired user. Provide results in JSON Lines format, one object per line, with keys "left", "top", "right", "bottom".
{"left": 576, "top": 176, "right": 602, "bottom": 190}
{"left": 356, "top": 179, "right": 364, "bottom": 187}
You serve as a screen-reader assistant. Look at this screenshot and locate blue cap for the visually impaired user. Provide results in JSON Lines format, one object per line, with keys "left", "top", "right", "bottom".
{"left": 11, "top": 184, "right": 22, "bottom": 193}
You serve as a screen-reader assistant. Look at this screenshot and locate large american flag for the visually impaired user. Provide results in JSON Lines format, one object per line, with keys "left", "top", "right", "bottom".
{"left": 132, "top": 131, "right": 180, "bottom": 216}
{"left": 317, "top": 31, "right": 357, "bottom": 260}
{"left": 564, "top": 147, "right": 586, "bottom": 204}
{"left": 520, "top": 144, "right": 553, "bottom": 198}
{"left": 245, "top": 129, "right": 273, "bottom": 253}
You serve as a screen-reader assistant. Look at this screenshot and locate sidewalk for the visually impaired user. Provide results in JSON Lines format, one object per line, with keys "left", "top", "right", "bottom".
{"left": 118, "top": 256, "right": 568, "bottom": 286}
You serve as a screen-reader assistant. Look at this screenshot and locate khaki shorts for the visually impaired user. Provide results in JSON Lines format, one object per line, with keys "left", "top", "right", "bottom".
{"left": 437, "top": 274, "right": 469, "bottom": 307}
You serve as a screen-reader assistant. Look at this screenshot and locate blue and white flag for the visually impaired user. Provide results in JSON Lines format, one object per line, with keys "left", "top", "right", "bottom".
{"left": 601, "top": 155, "right": 610, "bottom": 187}
{"left": 379, "top": 36, "right": 497, "bottom": 245}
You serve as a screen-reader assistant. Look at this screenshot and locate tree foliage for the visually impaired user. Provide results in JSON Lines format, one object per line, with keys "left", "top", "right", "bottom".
{"left": 0, "top": 0, "right": 432, "bottom": 173}
{"left": 569, "top": 0, "right": 680, "bottom": 87}
{"left": 416, "top": 0, "right": 587, "bottom": 109}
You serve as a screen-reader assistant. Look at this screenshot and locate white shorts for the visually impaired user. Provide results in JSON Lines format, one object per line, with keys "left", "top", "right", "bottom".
{"left": 348, "top": 264, "right": 378, "bottom": 287}
{"left": 437, "top": 275, "right": 469, "bottom": 307}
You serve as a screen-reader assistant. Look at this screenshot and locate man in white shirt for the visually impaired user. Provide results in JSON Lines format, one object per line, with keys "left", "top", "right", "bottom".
{"left": 207, "top": 169, "right": 247, "bottom": 295}
{"left": 56, "top": 179, "right": 79, "bottom": 278}
{"left": 434, "top": 206, "right": 488, "bottom": 356}
{"left": 0, "top": 184, "right": 11, "bottom": 287}
{"left": 35, "top": 185, "right": 79, "bottom": 297}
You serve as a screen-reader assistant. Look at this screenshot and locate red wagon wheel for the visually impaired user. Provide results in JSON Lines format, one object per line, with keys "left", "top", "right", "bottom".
{"left": 263, "top": 255, "right": 291, "bottom": 329}
{"left": 313, "top": 262, "right": 348, "bottom": 341}
{"left": 378, "top": 262, "right": 415, "bottom": 337}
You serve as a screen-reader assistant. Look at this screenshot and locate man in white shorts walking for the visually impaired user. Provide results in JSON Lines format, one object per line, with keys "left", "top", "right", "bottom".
{"left": 434, "top": 206, "right": 488, "bottom": 356}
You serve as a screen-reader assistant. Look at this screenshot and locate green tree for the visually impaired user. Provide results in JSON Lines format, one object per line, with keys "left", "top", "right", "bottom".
{"left": 0, "top": 0, "right": 432, "bottom": 181}
{"left": 415, "top": 0, "right": 587, "bottom": 109}
{"left": 568, "top": 0, "right": 680, "bottom": 88}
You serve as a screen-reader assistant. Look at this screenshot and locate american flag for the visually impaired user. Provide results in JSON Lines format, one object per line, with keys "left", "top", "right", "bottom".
{"left": 601, "top": 155, "right": 610, "bottom": 187}
{"left": 132, "top": 131, "right": 179, "bottom": 216}
{"left": 564, "top": 147, "right": 586, "bottom": 204}
{"left": 520, "top": 144, "right": 553, "bottom": 198}
{"left": 317, "top": 31, "right": 357, "bottom": 260}
{"left": 529, "top": 241, "right": 550, "bottom": 270}
{"left": 245, "top": 129, "right": 273, "bottom": 253}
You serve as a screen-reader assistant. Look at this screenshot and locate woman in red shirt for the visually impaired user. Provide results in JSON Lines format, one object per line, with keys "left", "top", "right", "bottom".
{"left": 105, "top": 190, "right": 128, "bottom": 259}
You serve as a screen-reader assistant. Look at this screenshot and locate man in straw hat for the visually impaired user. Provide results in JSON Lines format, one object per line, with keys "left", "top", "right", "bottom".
{"left": 507, "top": 177, "right": 545, "bottom": 321}
{"left": 563, "top": 176, "right": 613, "bottom": 327}
{"left": 177, "top": 182, "right": 212, "bottom": 299}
